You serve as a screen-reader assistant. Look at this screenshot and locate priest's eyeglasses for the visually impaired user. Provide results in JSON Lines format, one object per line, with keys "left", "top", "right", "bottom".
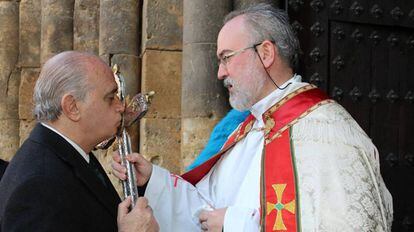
{"left": 218, "top": 41, "right": 274, "bottom": 67}
{"left": 218, "top": 43, "right": 262, "bottom": 67}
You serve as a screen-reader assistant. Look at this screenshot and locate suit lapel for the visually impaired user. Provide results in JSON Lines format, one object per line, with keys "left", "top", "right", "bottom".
{"left": 88, "top": 153, "right": 121, "bottom": 211}
{"left": 29, "top": 124, "right": 120, "bottom": 217}
{"left": 71, "top": 153, "right": 120, "bottom": 217}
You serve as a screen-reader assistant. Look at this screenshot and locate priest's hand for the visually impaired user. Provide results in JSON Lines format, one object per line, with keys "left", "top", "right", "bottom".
{"left": 199, "top": 208, "right": 227, "bottom": 232}
{"left": 118, "top": 196, "right": 159, "bottom": 232}
{"left": 112, "top": 151, "right": 153, "bottom": 186}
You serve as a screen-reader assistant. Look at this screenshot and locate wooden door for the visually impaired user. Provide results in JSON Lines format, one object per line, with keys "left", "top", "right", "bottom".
{"left": 286, "top": 0, "right": 414, "bottom": 230}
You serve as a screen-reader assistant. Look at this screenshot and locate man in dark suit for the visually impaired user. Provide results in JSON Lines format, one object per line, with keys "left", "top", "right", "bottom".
{"left": 0, "top": 51, "right": 158, "bottom": 232}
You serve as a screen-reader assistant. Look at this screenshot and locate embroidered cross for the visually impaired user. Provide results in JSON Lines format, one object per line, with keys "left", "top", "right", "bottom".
{"left": 266, "top": 184, "right": 295, "bottom": 231}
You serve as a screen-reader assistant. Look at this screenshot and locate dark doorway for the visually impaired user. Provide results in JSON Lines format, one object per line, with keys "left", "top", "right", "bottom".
{"left": 286, "top": 0, "right": 414, "bottom": 231}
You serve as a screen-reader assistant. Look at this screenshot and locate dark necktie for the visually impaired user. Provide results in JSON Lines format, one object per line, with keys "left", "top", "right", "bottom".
{"left": 89, "top": 156, "right": 108, "bottom": 188}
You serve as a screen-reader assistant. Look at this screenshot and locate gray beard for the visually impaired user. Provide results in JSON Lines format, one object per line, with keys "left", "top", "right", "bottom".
{"left": 224, "top": 74, "right": 266, "bottom": 111}
{"left": 229, "top": 89, "right": 254, "bottom": 111}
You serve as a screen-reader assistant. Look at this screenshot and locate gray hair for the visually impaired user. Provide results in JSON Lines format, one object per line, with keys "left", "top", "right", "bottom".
{"left": 224, "top": 3, "right": 300, "bottom": 69}
{"left": 33, "top": 51, "right": 97, "bottom": 122}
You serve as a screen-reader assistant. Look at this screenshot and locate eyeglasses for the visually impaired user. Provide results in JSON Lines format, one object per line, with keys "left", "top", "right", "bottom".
{"left": 218, "top": 42, "right": 262, "bottom": 67}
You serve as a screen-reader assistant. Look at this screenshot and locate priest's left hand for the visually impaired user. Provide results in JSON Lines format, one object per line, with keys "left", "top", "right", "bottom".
{"left": 199, "top": 208, "right": 227, "bottom": 232}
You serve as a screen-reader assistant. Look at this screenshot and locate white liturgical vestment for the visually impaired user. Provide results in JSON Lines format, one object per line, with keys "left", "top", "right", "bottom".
{"left": 144, "top": 76, "right": 393, "bottom": 232}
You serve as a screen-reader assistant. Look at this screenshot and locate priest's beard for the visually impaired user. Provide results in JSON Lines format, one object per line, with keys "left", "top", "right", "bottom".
{"left": 224, "top": 68, "right": 266, "bottom": 111}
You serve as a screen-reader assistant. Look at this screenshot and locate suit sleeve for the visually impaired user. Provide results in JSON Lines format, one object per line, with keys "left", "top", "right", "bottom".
{"left": 2, "top": 176, "right": 81, "bottom": 232}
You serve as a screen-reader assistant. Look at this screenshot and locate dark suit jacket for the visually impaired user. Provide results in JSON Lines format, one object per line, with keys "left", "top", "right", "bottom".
{"left": 0, "top": 124, "right": 121, "bottom": 232}
{"left": 0, "top": 160, "right": 7, "bottom": 181}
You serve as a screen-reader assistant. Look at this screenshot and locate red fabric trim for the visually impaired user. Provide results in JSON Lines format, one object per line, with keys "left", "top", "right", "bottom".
{"left": 181, "top": 115, "right": 255, "bottom": 185}
{"left": 266, "top": 88, "right": 328, "bottom": 137}
{"left": 181, "top": 86, "right": 329, "bottom": 186}
{"left": 264, "top": 129, "right": 297, "bottom": 231}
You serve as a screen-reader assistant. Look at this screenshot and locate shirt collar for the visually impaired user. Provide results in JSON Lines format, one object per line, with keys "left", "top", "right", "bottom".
{"left": 250, "top": 74, "right": 302, "bottom": 124}
{"left": 41, "top": 122, "right": 90, "bottom": 163}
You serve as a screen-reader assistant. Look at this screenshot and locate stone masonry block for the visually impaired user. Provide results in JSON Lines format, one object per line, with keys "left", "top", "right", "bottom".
{"left": 19, "top": 0, "right": 41, "bottom": 67}
{"left": 142, "top": 0, "right": 183, "bottom": 50}
{"left": 0, "top": 119, "right": 19, "bottom": 161}
{"left": 0, "top": 69, "right": 20, "bottom": 120}
{"left": 19, "top": 68, "right": 39, "bottom": 120}
{"left": 181, "top": 117, "right": 221, "bottom": 172}
{"left": 140, "top": 118, "right": 181, "bottom": 174}
{"left": 111, "top": 54, "right": 140, "bottom": 97}
{"left": 0, "top": 69, "right": 19, "bottom": 160}
{"left": 182, "top": 43, "right": 229, "bottom": 118}
{"left": 40, "top": 0, "right": 74, "bottom": 64}
{"left": 19, "top": 119, "right": 36, "bottom": 145}
{"left": 141, "top": 50, "right": 181, "bottom": 119}
{"left": 99, "top": 0, "right": 140, "bottom": 56}
{"left": 0, "top": 1, "right": 19, "bottom": 115}
{"left": 74, "top": 0, "right": 99, "bottom": 54}
{"left": 183, "top": 0, "right": 231, "bottom": 44}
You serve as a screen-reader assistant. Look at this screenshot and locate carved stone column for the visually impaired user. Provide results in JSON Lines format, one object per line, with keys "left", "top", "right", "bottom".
{"left": 181, "top": 0, "right": 232, "bottom": 170}
{"left": 19, "top": 0, "right": 41, "bottom": 145}
{"left": 0, "top": 1, "right": 19, "bottom": 160}
{"left": 99, "top": 0, "right": 140, "bottom": 105}
{"left": 140, "top": 0, "right": 183, "bottom": 174}
{"left": 74, "top": 0, "right": 100, "bottom": 54}
{"left": 40, "top": 0, "right": 74, "bottom": 64}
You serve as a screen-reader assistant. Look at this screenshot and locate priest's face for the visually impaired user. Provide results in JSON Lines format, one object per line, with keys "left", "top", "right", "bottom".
{"left": 222, "top": 62, "right": 266, "bottom": 111}
{"left": 216, "top": 16, "right": 266, "bottom": 111}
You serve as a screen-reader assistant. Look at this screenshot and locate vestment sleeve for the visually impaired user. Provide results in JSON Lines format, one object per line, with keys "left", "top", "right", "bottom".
{"left": 224, "top": 206, "right": 260, "bottom": 231}
{"left": 145, "top": 165, "right": 208, "bottom": 231}
{"left": 291, "top": 103, "right": 393, "bottom": 231}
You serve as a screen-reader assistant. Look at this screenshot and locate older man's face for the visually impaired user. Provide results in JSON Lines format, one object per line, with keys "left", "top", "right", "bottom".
{"left": 216, "top": 16, "right": 266, "bottom": 111}
{"left": 77, "top": 60, "right": 125, "bottom": 145}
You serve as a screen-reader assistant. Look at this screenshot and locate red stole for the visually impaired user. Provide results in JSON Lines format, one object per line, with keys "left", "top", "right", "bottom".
{"left": 181, "top": 85, "right": 332, "bottom": 231}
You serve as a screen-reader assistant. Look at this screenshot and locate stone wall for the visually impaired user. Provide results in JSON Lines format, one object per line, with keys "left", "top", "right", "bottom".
{"left": 0, "top": 1, "right": 19, "bottom": 161}
{"left": 140, "top": 0, "right": 183, "bottom": 174}
{"left": 0, "top": 0, "right": 277, "bottom": 185}
{"left": 181, "top": 0, "right": 232, "bottom": 171}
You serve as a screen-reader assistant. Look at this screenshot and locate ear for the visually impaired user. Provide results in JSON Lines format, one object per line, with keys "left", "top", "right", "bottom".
{"left": 61, "top": 94, "right": 81, "bottom": 121}
{"left": 256, "top": 40, "right": 278, "bottom": 69}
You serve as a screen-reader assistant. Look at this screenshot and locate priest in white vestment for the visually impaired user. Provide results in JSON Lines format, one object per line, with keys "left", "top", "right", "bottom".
{"left": 112, "top": 4, "right": 393, "bottom": 232}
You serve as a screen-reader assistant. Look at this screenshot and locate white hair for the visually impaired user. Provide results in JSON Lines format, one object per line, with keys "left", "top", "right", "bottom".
{"left": 33, "top": 51, "right": 98, "bottom": 122}
{"left": 224, "top": 3, "right": 300, "bottom": 69}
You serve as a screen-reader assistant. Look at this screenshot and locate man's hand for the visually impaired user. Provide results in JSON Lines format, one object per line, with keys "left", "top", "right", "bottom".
{"left": 117, "top": 197, "right": 159, "bottom": 232}
{"left": 112, "top": 151, "right": 152, "bottom": 186}
{"left": 199, "top": 208, "right": 227, "bottom": 232}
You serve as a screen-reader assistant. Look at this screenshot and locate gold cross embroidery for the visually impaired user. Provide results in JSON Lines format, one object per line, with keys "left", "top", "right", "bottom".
{"left": 266, "top": 184, "right": 295, "bottom": 231}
